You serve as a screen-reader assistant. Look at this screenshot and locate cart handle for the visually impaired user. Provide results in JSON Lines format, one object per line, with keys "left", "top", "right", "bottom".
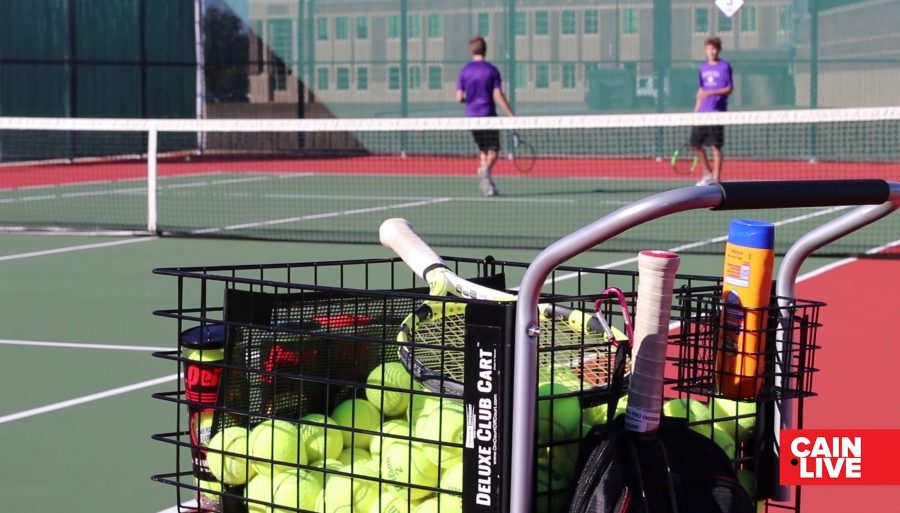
{"left": 509, "top": 179, "right": 900, "bottom": 513}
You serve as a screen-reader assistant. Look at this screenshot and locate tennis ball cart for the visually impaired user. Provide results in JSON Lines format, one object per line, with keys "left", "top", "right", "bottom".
{"left": 151, "top": 179, "right": 900, "bottom": 513}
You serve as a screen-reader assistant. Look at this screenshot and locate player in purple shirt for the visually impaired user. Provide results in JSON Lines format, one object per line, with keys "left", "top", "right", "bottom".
{"left": 456, "top": 36, "right": 514, "bottom": 196}
{"left": 692, "top": 37, "right": 733, "bottom": 186}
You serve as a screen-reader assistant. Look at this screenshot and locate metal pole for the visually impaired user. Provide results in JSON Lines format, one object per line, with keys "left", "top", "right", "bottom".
{"left": 506, "top": 0, "right": 516, "bottom": 112}
{"left": 808, "top": 0, "right": 819, "bottom": 161}
{"left": 400, "top": 0, "right": 409, "bottom": 155}
{"left": 306, "top": 0, "right": 315, "bottom": 105}
{"left": 193, "top": 0, "right": 206, "bottom": 152}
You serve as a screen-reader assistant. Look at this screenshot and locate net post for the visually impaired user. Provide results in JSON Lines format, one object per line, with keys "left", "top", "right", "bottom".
{"left": 147, "top": 126, "right": 159, "bottom": 234}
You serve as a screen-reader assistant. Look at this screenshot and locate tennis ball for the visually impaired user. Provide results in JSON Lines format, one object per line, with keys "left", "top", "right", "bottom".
{"left": 662, "top": 398, "right": 710, "bottom": 423}
{"left": 691, "top": 424, "right": 737, "bottom": 459}
{"left": 249, "top": 420, "right": 307, "bottom": 476}
{"left": 535, "top": 458, "right": 570, "bottom": 513}
{"left": 300, "top": 413, "right": 344, "bottom": 461}
{"left": 338, "top": 447, "right": 374, "bottom": 470}
{"left": 271, "top": 469, "right": 323, "bottom": 513}
{"left": 206, "top": 426, "right": 254, "bottom": 485}
{"left": 415, "top": 498, "right": 441, "bottom": 513}
{"left": 320, "top": 464, "right": 379, "bottom": 513}
{"left": 737, "top": 468, "right": 756, "bottom": 497}
{"left": 414, "top": 401, "right": 466, "bottom": 468}
{"left": 537, "top": 383, "right": 581, "bottom": 444}
{"left": 381, "top": 441, "right": 439, "bottom": 500}
{"left": 370, "top": 419, "right": 412, "bottom": 458}
{"left": 548, "top": 441, "right": 581, "bottom": 481}
{"left": 710, "top": 398, "right": 757, "bottom": 441}
{"left": 407, "top": 392, "right": 448, "bottom": 426}
{"left": 308, "top": 458, "right": 346, "bottom": 488}
{"left": 586, "top": 395, "right": 628, "bottom": 426}
{"left": 369, "top": 491, "right": 413, "bottom": 513}
{"left": 537, "top": 364, "right": 581, "bottom": 390}
{"left": 366, "top": 363, "right": 415, "bottom": 416}
{"left": 438, "top": 462, "right": 464, "bottom": 512}
{"left": 245, "top": 474, "right": 275, "bottom": 513}
{"left": 332, "top": 399, "right": 382, "bottom": 449}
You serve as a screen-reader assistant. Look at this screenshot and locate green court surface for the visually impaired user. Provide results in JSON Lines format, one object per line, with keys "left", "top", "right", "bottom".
{"left": 0, "top": 231, "right": 855, "bottom": 513}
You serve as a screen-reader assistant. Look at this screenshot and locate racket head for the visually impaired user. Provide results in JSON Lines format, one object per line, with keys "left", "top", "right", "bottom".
{"left": 512, "top": 132, "right": 536, "bottom": 172}
{"left": 670, "top": 144, "right": 698, "bottom": 174}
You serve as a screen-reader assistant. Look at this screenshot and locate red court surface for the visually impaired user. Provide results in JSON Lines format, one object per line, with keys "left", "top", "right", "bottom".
{"left": 2, "top": 156, "right": 898, "bottom": 190}
{"left": 795, "top": 256, "right": 900, "bottom": 512}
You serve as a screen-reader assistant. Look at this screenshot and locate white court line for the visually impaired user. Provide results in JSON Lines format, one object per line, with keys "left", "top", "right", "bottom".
{"left": 0, "top": 236, "right": 156, "bottom": 262}
{"left": 191, "top": 197, "right": 453, "bottom": 235}
{"left": 0, "top": 339, "right": 170, "bottom": 352}
{"left": 0, "top": 373, "right": 179, "bottom": 425}
{"left": 794, "top": 237, "right": 900, "bottom": 283}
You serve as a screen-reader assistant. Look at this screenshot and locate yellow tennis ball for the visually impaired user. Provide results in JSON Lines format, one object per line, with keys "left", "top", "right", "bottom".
{"left": 321, "top": 465, "right": 379, "bottom": 513}
{"left": 332, "top": 399, "right": 382, "bottom": 449}
{"left": 307, "top": 458, "right": 345, "bottom": 488}
{"left": 548, "top": 441, "right": 581, "bottom": 481}
{"left": 271, "top": 469, "right": 323, "bottom": 513}
{"left": 589, "top": 395, "right": 628, "bottom": 425}
{"left": 438, "top": 462, "right": 464, "bottom": 512}
{"left": 538, "top": 364, "right": 582, "bottom": 390}
{"left": 370, "top": 419, "right": 412, "bottom": 458}
{"left": 710, "top": 398, "right": 757, "bottom": 441}
{"left": 381, "top": 441, "right": 439, "bottom": 500}
{"left": 206, "top": 426, "right": 255, "bottom": 485}
{"left": 662, "top": 398, "right": 710, "bottom": 423}
{"left": 245, "top": 474, "right": 274, "bottom": 513}
{"left": 366, "top": 363, "right": 415, "bottom": 416}
{"left": 338, "top": 447, "right": 374, "bottom": 470}
{"left": 407, "top": 392, "right": 447, "bottom": 426}
{"left": 691, "top": 424, "right": 737, "bottom": 459}
{"left": 415, "top": 497, "right": 441, "bottom": 513}
{"left": 535, "top": 458, "right": 570, "bottom": 513}
{"left": 537, "top": 383, "right": 581, "bottom": 444}
{"left": 414, "top": 401, "right": 465, "bottom": 468}
{"left": 249, "top": 420, "right": 307, "bottom": 476}
{"left": 368, "top": 491, "right": 413, "bottom": 513}
{"left": 300, "top": 414, "right": 344, "bottom": 461}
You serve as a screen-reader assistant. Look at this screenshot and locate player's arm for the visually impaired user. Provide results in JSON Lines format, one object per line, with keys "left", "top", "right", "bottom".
{"left": 456, "top": 89, "right": 465, "bottom": 103}
{"left": 493, "top": 88, "right": 515, "bottom": 116}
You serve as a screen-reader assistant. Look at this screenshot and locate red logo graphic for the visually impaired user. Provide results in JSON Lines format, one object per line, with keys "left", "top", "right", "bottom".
{"left": 781, "top": 429, "right": 900, "bottom": 485}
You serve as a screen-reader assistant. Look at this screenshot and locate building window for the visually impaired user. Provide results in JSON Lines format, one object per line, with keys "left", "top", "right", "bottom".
{"left": 514, "top": 12, "right": 526, "bottom": 36}
{"left": 478, "top": 12, "right": 490, "bottom": 36}
{"left": 408, "top": 14, "right": 421, "bottom": 38}
{"left": 718, "top": 12, "right": 733, "bottom": 33}
{"left": 515, "top": 63, "right": 527, "bottom": 89}
{"left": 778, "top": 5, "right": 791, "bottom": 33}
{"left": 741, "top": 5, "right": 757, "bottom": 32}
{"left": 428, "top": 66, "right": 442, "bottom": 90}
{"left": 428, "top": 14, "right": 441, "bottom": 38}
{"left": 268, "top": 19, "right": 293, "bottom": 62}
{"left": 562, "top": 10, "right": 576, "bottom": 35}
{"left": 535, "top": 11, "right": 549, "bottom": 35}
{"left": 357, "top": 67, "right": 368, "bottom": 90}
{"left": 317, "top": 17, "right": 328, "bottom": 41}
{"left": 535, "top": 63, "right": 549, "bottom": 89}
{"left": 562, "top": 63, "right": 576, "bottom": 89}
{"left": 336, "top": 67, "right": 349, "bottom": 90}
{"left": 317, "top": 68, "right": 329, "bottom": 90}
{"left": 389, "top": 67, "right": 400, "bottom": 90}
{"left": 356, "top": 17, "right": 368, "bottom": 39}
{"left": 335, "top": 17, "right": 349, "bottom": 40}
{"left": 584, "top": 9, "right": 598, "bottom": 35}
{"left": 623, "top": 8, "right": 638, "bottom": 34}
{"left": 694, "top": 8, "right": 709, "bottom": 33}
{"left": 389, "top": 15, "right": 400, "bottom": 38}
{"left": 409, "top": 66, "right": 421, "bottom": 89}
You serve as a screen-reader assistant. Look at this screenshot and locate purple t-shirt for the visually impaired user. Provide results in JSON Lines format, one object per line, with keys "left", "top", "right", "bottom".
{"left": 698, "top": 59, "right": 733, "bottom": 112}
{"left": 457, "top": 61, "right": 502, "bottom": 117}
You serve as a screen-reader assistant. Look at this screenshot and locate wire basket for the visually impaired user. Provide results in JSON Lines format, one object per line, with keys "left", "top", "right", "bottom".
{"left": 150, "top": 257, "right": 815, "bottom": 513}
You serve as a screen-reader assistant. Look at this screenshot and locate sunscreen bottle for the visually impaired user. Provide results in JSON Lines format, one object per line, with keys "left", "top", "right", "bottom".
{"left": 716, "top": 219, "right": 775, "bottom": 399}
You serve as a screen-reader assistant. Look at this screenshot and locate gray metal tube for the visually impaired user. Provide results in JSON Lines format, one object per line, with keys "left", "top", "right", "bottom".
{"left": 771, "top": 184, "right": 900, "bottom": 501}
{"left": 509, "top": 186, "right": 723, "bottom": 513}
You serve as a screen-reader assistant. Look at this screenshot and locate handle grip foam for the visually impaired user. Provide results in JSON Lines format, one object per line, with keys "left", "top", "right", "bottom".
{"left": 379, "top": 218, "right": 446, "bottom": 280}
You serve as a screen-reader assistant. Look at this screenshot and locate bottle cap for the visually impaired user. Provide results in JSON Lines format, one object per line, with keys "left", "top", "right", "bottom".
{"left": 728, "top": 219, "right": 775, "bottom": 250}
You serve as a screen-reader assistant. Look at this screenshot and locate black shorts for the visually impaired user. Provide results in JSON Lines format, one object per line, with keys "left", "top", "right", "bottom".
{"left": 690, "top": 125, "right": 725, "bottom": 149}
{"left": 471, "top": 130, "right": 501, "bottom": 153}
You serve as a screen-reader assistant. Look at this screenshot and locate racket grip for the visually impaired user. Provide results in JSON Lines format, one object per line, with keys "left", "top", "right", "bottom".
{"left": 625, "top": 251, "right": 680, "bottom": 434}
{"left": 379, "top": 218, "right": 446, "bottom": 279}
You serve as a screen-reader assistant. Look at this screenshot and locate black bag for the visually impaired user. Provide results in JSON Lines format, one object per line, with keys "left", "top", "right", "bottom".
{"left": 565, "top": 344, "right": 755, "bottom": 513}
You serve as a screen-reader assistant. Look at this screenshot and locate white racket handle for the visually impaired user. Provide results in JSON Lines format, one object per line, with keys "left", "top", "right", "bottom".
{"left": 625, "top": 250, "right": 680, "bottom": 434}
{"left": 379, "top": 218, "right": 446, "bottom": 280}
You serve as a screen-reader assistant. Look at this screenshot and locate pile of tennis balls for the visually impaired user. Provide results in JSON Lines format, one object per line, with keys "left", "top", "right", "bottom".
{"left": 202, "top": 362, "right": 474, "bottom": 513}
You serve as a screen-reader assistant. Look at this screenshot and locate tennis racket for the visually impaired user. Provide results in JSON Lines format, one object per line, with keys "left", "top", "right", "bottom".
{"left": 670, "top": 143, "right": 698, "bottom": 175}
{"left": 379, "top": 218, "right": 629, "bottom": 396}
{"left": 623, "top": 250, "right": 680, "bottom": 434}
{"left": 512, "top": 132, "right": 536, "bottom": 172}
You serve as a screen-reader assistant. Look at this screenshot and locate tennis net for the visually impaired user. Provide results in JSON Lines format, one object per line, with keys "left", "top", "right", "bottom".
{"left": 1, "top": 108, "right": 899, "bottom": 255}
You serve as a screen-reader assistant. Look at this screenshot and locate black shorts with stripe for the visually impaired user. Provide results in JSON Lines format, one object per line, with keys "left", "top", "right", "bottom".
{"left": 690, "top": 125, "right": 725, "bottom": 149}
{"left": 471, "top": 130, "right": 501, "bottom": 153}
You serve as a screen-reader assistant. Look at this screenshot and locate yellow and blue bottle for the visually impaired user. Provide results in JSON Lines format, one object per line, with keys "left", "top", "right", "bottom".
{"left": 716, "top": 219, "right": 775, "bottom": 400}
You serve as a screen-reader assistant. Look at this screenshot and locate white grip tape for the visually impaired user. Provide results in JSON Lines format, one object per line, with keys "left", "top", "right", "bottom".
{"left": 626, "top": 250, "right": 680, "bottom": 434}
{"left": 379, "top": 218, "right": 445, "bottom": 279}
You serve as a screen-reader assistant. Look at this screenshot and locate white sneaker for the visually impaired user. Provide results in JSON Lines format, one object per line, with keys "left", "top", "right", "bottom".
{"left": 477, "top": 167, "right": 499, "bottom": 196}
{"left": 695, "top": 174, "right": 714, "bottom": 186}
